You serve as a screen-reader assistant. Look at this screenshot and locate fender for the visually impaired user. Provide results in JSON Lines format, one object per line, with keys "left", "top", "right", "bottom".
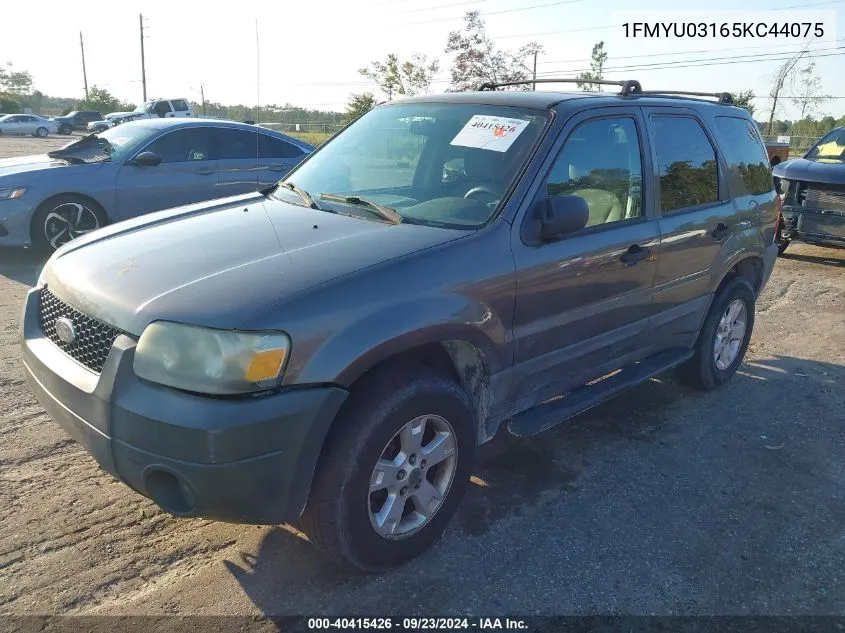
{"left": 289, "top": 293, "right": 511, "bottom": 388}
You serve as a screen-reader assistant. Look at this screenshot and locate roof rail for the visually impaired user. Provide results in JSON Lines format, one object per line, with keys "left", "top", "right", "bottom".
{"left": 637, "top": 90, "right": 734, "bottom": 104}
{"left": 477, "top": 78, "right": 642, "bottom": 95}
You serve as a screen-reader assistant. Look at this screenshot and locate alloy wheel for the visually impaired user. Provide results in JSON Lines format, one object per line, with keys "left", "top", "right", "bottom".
{"left": 713, "top": 298, "right": 747, "bottom": 370}
{"left": 368, "top": 414, "right": 458, "bottom": 539}
{"left": 43, "top": 202, "right": 100, "bottom": 250}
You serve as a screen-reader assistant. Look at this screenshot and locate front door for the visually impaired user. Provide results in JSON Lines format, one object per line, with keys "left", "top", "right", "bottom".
{"left": 510, "top": 108, "right": 660, "bottom": 403}
{"left": 115, "top": 127, "right": 219, "bottom": 220}
{"left": 642, "top": 108, "right": 740, "bottom": 347}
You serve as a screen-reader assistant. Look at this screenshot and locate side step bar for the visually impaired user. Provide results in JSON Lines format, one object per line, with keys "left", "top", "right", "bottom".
{"left": 507, "top": 348, "right": 694, "bottom": 438}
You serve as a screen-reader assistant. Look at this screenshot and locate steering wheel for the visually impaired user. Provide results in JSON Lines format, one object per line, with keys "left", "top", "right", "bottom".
{"left": 464, "top": 186, "right": 497, "bottom": 200}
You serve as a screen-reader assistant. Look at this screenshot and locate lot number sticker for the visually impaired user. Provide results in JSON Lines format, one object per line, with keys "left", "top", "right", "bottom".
{"left": 450, "top": 115, "right": 530, "bottom": 152}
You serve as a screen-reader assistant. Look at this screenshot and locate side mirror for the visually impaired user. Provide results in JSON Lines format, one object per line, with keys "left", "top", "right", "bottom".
{"left": 537, "top": 195, "right": 589, "bottom": 240}
{"left": 130, "top": 151, "right": 162, "bottom": 167}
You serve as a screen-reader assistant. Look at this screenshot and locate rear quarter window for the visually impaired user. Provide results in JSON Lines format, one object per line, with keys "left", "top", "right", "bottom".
{"left": 714, "top": 116, "right": 773, "bottom": 196}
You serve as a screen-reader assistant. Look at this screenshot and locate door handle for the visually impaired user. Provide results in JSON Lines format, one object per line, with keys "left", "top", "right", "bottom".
{"left": 620, "top": 244, "right": 650, "bottom": 265}
{"left": 194, "top": 168, "right": 215, "bottom": 176}
{"left": 711, "top": 222, "right": 731, "bottom": 240}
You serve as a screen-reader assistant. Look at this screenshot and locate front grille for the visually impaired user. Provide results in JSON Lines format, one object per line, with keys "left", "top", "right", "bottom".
{"left": 38, "top": 288, "right": 121, "bottom": 373}
{"left": 804, "top": 187, "right": 845, "bottom": 212}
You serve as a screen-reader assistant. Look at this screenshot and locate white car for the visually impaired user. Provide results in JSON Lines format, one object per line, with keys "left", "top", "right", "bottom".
{"left": 0, "top": 114, "right": 59, "bottom": 137}
{"left": 87, "top": 111, "right": 147, "bottom": 133}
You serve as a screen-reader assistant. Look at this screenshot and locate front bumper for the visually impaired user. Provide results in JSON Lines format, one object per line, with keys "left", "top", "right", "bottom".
{"left": 0, "top": 198, "right": 37, "bottom": 247}
{"left": 761, "top": 242, "right": 778, "bottom": 291}
{"left": 21, "top": 287, "right": 348, "bottom": 524}
{"left": 782, "top": 205, "right": 845, "bottom": 247}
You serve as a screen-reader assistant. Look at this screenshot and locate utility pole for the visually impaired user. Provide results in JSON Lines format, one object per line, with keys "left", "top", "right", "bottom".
{"left": 200, "top": 84, "right": 206, "bottom": 115}
{"left": 532, "top": 50, "right": 538, "bottom": 91}
{"left": 139, "top": 14, "right": 147, "bottom": 102}
{"left": 79, "top": 32, "right": 89, "bottom": 100}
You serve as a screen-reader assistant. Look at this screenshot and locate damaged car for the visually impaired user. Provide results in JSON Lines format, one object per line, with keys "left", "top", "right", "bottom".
{"left": 773, "top": 126, "right": 845, "bottom": 253}
{"left": 0, "top": 119, "right": 313, "bottom": 251}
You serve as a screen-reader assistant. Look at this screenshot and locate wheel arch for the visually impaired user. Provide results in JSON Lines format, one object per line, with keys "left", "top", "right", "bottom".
{"left": 717, "top": 255, "right": 764, "bottom": 297}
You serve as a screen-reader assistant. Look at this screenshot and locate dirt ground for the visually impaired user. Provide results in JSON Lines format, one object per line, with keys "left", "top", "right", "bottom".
{"left": 1, "top": 136, "right": 844, "bottom": 618}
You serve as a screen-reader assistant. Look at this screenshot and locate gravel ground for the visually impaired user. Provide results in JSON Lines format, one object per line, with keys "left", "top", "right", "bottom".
{"left": 0, "top": 137, "right": 844, "bottom": 618}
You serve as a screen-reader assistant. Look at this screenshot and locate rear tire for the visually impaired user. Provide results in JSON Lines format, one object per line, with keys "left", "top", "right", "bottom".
{"left": 676, "top": 276, "right": 756, "bottom": 391}
{"left": 59, "top": 124, "right": 72, "bottom": 135}
{"left": 300, "top": 365, "right": 476, "bottom": 571}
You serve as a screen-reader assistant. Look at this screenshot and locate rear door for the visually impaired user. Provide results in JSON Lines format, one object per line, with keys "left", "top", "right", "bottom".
{"left": 114, "top": 126, "right": 219, "bottom": 219}
{"left": 170, "top": 99, "right": 192, "bottom": 118}
{"left": 642, "top": 107, "right": 739, "bottom": 348}
{"left": 509, "top": 107, "right": 660, "bottom": 402}
{"left": 215, "top": 127, "right": 262, "bottom": 197}
{"left": 257, "top": 132, "right": 307, "bottom": 184}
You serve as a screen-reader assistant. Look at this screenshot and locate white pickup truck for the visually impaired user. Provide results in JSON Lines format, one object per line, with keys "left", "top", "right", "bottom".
{"left": 87, "top": 98, "right": 195, "bottom": 132}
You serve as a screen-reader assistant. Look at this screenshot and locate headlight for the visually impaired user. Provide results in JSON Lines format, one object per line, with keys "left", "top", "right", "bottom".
{"left": 133, "top": 322, "right": 290, "bottom": 395}
{"left": 0, "top": 187, "right": 27, "bottom": 201}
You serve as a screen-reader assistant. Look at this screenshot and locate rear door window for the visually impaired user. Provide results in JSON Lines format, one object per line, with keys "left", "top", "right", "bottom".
{"left": 650, "top": 115, "right": 719, "bottom": 213}
{"left": 257, "top": 134, "right": 304, "bottom": 159}
{"left": 714, "top": 116, "right": 772, "bottom": 196}
{"left": 216, "top": 128, "right": 257, "bottom": 160}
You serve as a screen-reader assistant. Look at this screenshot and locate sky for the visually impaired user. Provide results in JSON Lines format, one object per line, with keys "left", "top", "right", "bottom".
{"left": 1, "top": 0, "right": 843, "bottom": 120}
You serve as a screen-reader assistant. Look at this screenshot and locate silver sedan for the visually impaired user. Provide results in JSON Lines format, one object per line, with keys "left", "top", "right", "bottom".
{"left": 0, "top": 114, "right": 59, "bottom": 137}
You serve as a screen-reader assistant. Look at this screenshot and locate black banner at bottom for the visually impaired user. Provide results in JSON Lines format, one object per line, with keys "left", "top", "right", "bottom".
{"left": 2, "top": 616, "right": 845, "bottom": 633}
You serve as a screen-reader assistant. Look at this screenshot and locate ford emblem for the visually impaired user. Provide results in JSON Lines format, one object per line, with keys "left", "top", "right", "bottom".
{"left": 55, "top": 317, "right": 77, "bottom": 344}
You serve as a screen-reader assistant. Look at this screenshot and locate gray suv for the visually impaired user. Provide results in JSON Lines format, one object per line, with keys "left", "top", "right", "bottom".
{"left": 21, "top": 79, "right": 779, "bottom": 571}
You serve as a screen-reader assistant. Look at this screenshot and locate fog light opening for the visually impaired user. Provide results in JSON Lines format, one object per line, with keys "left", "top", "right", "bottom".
{"left": 145, "top": 468, "right": 196, "bottom": 516}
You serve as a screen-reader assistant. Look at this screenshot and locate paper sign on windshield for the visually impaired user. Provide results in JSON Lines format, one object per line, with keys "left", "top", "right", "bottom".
{"left": 450, "top": 115, "right": 530, "bottom": 152}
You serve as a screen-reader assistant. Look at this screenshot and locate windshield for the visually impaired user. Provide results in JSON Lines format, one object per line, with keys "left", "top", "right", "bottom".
{"left": 806, "top": 128, "right": 845, "bottom": 161}
{"left": 52, "top": 123, "right": 157, "bottom": 163}
{"left": 134, "top": 101, "right": 155, "bottom": 114}
{"left": 276, "top": 103, "right": 549, "bottom": 228}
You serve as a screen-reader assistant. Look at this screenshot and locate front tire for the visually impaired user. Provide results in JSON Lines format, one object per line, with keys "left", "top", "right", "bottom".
{"left": 31, "top": 194, "right": 107, "bottom": 252}
{"left": 301, "top": 366, "right": 476, "bottom": 571}
{"left": 35, "top": 127, "right": 48, "bottom": 138}
{"left": 775, "top": 224, "right": 791, "bottom": 255}
{"left": 676, "top": 276, "right": 756, "bottom": 391}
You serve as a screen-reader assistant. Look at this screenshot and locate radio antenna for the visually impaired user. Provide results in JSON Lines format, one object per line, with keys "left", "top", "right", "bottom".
{"left": 255, "top": 18, "right": 261, "bottom": 191}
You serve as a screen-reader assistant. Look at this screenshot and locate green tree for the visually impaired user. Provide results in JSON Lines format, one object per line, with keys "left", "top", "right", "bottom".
{"left": 732, "top": 90, "right": 756, "bottom": 116}
{"left": 360, "top": 53, "right": 439, "bottom": 100}
{"left": 0, "top": 91, "right": 21, "bottom": 113}
{"left": 576, "top": 42, "right": 608, "bottom": 91}
{"left": 343, "top": 93, "right": 376, "bottom": 124}
{"left": 0, "top": 70, "right": 34, "bottom": 94}
{"left": 77, "top": 86, "right": 133, "bottom": 114}
{"left": 790, "top": 62, "right": 830, "bottom": 120}
{"left": 445, "top": 11, "right": 542, "bottom": 91}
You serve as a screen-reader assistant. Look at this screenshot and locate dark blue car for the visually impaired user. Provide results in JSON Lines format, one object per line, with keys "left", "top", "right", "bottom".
{"left": 0, "top": 119, "right": 313, "bottom": 251}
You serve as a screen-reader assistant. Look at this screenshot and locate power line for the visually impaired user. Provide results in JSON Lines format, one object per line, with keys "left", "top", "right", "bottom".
{"left": 536, "top": 45, "right": 845, "bottom": 75}
{"left": 398, "top": 0, "right": 586, "bottom": 26}
{"left": 536, "top": 37, "right": 845, "bottom": 66}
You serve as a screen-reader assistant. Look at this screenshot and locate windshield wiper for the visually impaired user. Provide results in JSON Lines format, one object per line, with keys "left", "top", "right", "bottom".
{"left": 279, "top": 181, "right": 320, "bottom": 210}
{"left": 319, "top": 193, "right": 402, "bottom": 225}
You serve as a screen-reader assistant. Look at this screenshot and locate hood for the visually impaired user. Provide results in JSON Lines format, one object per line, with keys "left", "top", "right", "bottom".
{"left": 773, "top": 157, "right": 845, "bottom": 186}
{"left": 0, "top": 154, "right": 67, "bottom": 178}
{"left": 42, "top": 194, "right": 466, "bottom": 335}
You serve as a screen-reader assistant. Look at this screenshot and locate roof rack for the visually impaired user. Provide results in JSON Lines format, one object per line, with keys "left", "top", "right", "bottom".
{"left": 638, "top": 90, "right": 734, "bottom": 104}
{"left": 476, "top": 78, "right": 734, "bottom": 104}
{"left": 477, "top": 78, "right": 643, "bottom": 95}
